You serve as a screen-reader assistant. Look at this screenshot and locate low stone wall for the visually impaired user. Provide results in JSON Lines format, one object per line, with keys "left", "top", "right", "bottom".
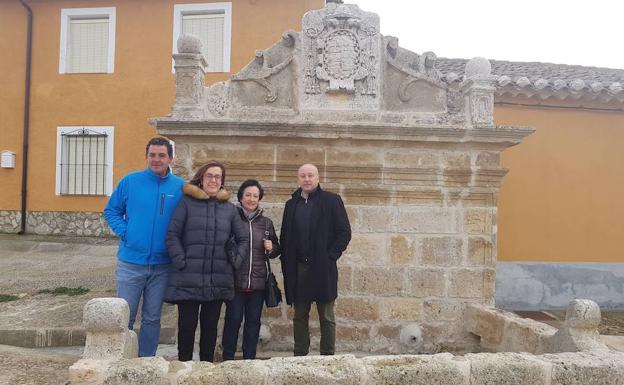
{"left": 70, "top": 350, "right": 624, "bottom": 385}
{"left": 0, "top": 210, "right": 113, "bottom": 236}
{"left": 466, "top": 299, "right": 608, "bottom": 354}
{"left": 69, "top": 298, "right": 623, "bottom": 385}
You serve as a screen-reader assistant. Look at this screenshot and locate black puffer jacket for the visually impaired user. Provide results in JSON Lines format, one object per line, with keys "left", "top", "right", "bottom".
{"left": 165, "top": 184, "right": 248, "bottom": 303}
{"left": 234, "top": 207, "right": 280, "bottom": 291}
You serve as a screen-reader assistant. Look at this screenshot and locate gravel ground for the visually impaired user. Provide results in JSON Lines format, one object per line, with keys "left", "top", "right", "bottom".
{"left": 0, "top": 344, "right": 77, "bottom": 385}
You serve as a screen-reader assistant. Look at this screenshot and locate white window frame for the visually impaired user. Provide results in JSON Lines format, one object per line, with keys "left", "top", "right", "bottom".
{"left": 172, "top": 2, "right": 232, "bottom": 73}
{"left": 55, "top": 126, "right": 115, "bottom": 196}
{"left": 59, "top": 7, "right": 116, "bottom": 74}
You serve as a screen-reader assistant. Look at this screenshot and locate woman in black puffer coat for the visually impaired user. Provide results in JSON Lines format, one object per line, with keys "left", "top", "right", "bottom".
{"left": 221, "top": 179, "right": 280, "bottom": 360}
{"left": 165, "top": 161, "right": 248, "bottom": 362}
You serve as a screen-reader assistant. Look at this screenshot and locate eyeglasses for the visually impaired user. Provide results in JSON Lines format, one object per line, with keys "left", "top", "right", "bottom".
{"left": 203, "top": 173, "right": 222, "bottom": 181}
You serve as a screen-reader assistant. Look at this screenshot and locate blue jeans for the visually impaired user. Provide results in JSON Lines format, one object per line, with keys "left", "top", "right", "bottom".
{"left": 115, "top": 260, "right": 170, "bottom": 357}
{"left": 222, "top": 290, "right": 265, "bottom": 359}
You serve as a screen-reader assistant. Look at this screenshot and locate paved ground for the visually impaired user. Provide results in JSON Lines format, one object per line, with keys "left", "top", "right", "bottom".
{"left": 1, "top": 233, "right": 623, "bottom": 383}
{"left": 0, "top": 344, "right": 76, "bottom": 385}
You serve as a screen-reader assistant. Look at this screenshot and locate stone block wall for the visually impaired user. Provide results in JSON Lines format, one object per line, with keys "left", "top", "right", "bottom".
{"left": 168, "top": 136, "right": 505, "bottom": 354}
{"left": 0, "top": 210, "right": 113, "bottom": 236}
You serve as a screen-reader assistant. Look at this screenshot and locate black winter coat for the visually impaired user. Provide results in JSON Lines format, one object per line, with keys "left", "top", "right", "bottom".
{"left": 165, "top": 184, "right": 248, "bottom": 303}
{"left": 280, "top": 186, "right": 351, "bottom": 304}
{"left": 234, "top": 207, "right": 280, "bottom": 291}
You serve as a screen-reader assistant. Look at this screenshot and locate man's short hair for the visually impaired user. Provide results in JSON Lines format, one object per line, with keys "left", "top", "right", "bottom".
{"left": 145, "top": 137, "right": 173, "bottom": 158}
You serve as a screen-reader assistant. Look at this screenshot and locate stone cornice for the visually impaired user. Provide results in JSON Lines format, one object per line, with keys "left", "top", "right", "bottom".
{"left": 154, "top": 119, "right": 534, "bottom": 149}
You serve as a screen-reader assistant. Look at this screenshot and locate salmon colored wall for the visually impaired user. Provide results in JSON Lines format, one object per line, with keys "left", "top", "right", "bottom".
{"left": 0, "top": 2, "right": 27, "bottom": 210}
{"left": 496, "top": 104, "right": 624, "bottom": 263}
{"left": 0, "top": 0, "right": 324, "bottom": 213}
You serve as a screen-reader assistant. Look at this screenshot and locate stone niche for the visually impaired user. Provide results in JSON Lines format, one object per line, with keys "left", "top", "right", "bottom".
{"left": 152, "top": 2, "right": 533, "bottom": 354}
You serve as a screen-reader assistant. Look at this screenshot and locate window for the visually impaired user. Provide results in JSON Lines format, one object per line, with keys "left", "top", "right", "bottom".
{"left": 55, "top": 127, "right": 114, "bottom": 196}
{"left": 173, "top": 3, "right": 232, "bottom": 73}
{"left": 59, "top": 7, "right": 116, "bottom": 74}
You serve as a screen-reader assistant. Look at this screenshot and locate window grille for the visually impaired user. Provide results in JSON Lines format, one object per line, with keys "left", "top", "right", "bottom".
{"left": 59, "top": 128, "right": 108, "bottom": 195}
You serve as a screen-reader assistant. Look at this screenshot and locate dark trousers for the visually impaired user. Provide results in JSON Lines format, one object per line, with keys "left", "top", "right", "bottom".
{"left": 222, "top": 290, "right": 265, "bottom": 360}
{"left": 177, "top": 300, "right": 223, "bottom": 362}
{"left": 293, "top": 300, "right": 336, "bottom": 356}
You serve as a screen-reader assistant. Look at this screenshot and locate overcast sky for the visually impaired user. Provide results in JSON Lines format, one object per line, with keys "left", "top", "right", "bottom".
{"left": 349, "top": 0, "right": 623, "bottom": 70}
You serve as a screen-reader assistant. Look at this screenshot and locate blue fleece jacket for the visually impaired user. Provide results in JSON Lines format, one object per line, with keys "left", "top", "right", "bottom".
{"left": 104, "top": 168, "right": 184, "bottom": 265}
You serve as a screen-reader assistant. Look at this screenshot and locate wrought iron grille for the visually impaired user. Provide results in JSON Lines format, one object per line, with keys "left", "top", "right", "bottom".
{"left": 59, "top": 128, "right": 108, "bottom": 195}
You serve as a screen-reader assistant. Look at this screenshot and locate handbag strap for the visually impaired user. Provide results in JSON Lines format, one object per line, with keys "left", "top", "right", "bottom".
{"left": 263, "top": 217, "right": 273, "bottom": 276}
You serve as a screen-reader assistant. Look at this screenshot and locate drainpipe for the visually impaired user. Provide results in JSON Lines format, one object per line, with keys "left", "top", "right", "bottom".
{"left": 17, "top": 0, "right": 32, "bottom": 234}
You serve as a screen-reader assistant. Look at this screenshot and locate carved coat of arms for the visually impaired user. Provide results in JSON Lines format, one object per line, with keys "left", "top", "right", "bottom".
{"left": 304, "top": 6, "right": 378, "bottom": 95}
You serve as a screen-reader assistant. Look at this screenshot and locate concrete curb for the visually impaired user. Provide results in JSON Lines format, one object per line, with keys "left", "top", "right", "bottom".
{"left": 0, "top": 327, "right": 177, "bottom": 348}
{"left": 0, "top": 328, "right": 85, "bottom": 348}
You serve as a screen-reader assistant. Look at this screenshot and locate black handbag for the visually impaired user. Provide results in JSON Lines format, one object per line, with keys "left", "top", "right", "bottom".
{"left": 265, "top": 265, "right": 282, "bottom": 308}
{"left": 263, "top": 227, "right": 282, "bottom": 307}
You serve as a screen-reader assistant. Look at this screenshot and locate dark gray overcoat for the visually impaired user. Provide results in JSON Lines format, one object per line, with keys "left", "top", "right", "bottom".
{"left": 280, "top": 186, "right": 351, "bottom": 304}
{"left": 165, "top": 184, "right": 248, "bottom": 303}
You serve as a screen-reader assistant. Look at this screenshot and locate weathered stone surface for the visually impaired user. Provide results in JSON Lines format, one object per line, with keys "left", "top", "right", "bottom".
{"left": 420, "top": 236, "right": 463, "bottom": 266}
{"left": 341, "top": 233, "right": 387, "bottom": 266}
{"left": 546, "top": 299, "right": 608, "bottom": 353}
{"left": 397, "top": 208, "right": 459, "bottom": 234}
{"left": 380, "top": 298, "right": 424, "bottom": 321}
{"left": 0, "top": 211, "right": 114, "bottom": 236}
{"left": 265, "top": 355, "right": 368, "bottom": 385}
{"left": 103, "top": 357, "right": 169, "bottom": 385}
{"left": 363, "top": 354, "right": 470, "bottom": 385}
{"left": 335, "top": 296, "right": 380, "bottom": 321}
{"left": 389, "top": 234, "right": 415, "bottom": 264}
{"left": 351, "top": 206, "right": 397, "bottom": 233}
{"left": 180, "top": 359, "right": 268, "bottom": 385}
{"left": 464, "top": 208, "right": 492, "bottom": 235}
{"left": 468, "top": 236, "right": 494, "bottom": 266}
{"left": 545, "top": 351, "right": 624, "bottom": 385}
{"left": 83, "top": 298, "right": 129, "bottom": 333}
{"left": 352, "top": 267, "right": 405, "bottom": 296}
{"left": 407, "top": 268, "right": 446, "bottom": 298}
{"left": 82, "top": 298, "right": 138, "bottom": 360}
{"left": 465, "top": 303, "right": 557, "bottom": 354}
{"left": 424, "top": 299, "right": 464, "bottom": 322}
{"left": 448, "top": 269, "right": 493, "bottom": 299}
{"left": 467, "top": 352, "right": 551, "bottom": 385}
{"left": 475, "top": 151, "right": 500, "bottom": 167}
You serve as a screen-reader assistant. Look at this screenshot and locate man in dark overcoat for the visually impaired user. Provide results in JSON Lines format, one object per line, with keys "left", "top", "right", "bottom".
{"left": 280, "top": 163, "right": 351, "bottom": 356}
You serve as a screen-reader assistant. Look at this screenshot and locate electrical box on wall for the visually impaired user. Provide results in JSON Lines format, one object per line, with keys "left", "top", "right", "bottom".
{"left": 1, "top": 151, "right": 16, "bottom": 168}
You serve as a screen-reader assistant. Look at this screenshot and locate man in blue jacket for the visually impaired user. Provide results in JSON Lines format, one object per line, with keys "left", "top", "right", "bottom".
{"left": 103, "top": 137, "right": 184, "bottom": 357}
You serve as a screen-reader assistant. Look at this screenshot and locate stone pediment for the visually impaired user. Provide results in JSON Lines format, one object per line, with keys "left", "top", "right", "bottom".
{"left": 158, "top": 2, "right": 503, "bottom": 130}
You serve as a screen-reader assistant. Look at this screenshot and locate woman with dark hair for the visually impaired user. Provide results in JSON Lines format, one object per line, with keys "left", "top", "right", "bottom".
{"left": 221, "top": 179, "right": 280, "bottom": 360}
{"left": 165, "top": 161, "right": 248, "bottom": 362}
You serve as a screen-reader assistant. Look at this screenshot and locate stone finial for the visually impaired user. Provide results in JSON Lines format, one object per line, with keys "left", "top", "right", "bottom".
{"left": 84, "top": 297, "right": 129, "bottom": 333}
{"left": 177, "top": 34, "right": 202, "bottom": 54}
{"left": 81, "top": 298, "right": 138, "bottom": 360}
{"left": 461, "top": 58, "right": 496, "bottom": 128}
{"left": 464, "top": 57, "right": 492, "bottom": 78}
{"left": 564, "top": 299, "right": 601, "bottom": 329}
{"left": 546, "top": 298, "right": 608, "bottom": 353}
{"left": 172, "top": 36, "right": 208, "bottom": 119}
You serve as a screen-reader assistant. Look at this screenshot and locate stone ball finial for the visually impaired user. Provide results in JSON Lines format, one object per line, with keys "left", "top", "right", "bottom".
{"left": 465, "top": 57, "right": 492, "bottom": 78}
{"left": 177, "top": 34, "right": 202, "bottom": 54}
{"left": 564, "top": 299, "right": 601, "bottom": 329}
{"left": 83, "top": 297, "right": 130, "bottom": 333}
